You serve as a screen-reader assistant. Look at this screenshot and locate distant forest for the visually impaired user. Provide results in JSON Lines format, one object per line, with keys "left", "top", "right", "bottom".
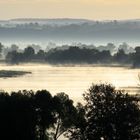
{"left": 0, "top": 42, "right": 140, "bottom": 67}
{"left": 1, "top": 19, "right": 140, "bottom": 43}
{"left": 0, "top": 84, "right": 140, "bottom": 140}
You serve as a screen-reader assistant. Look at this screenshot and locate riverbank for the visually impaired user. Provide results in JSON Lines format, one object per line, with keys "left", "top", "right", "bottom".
{"left": 0, "top": 70, "right": 31, "bottom": 78}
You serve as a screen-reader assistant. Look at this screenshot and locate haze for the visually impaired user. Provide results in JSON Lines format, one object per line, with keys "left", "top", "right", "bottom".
{"left": 0, "top": 0, "right": 140, "bottom": 20}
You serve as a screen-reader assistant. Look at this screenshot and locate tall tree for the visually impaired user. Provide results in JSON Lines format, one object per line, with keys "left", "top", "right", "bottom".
{"left": 34, "top": 90, "right": 55, "bottom": 140}
{"left": 52, "top": 93, "right": 77, "bottom": 140}
{"left": 83, "top": 84, "right": 140, "bottom": 140}
{"left": 66, "top": 103, "right": 87, "bottom": 140}
{"left": 24, "top": 46, "right": 35, "bottom": 60}
{"left": 0, "top": 43, "right": 4, "bottom": 57}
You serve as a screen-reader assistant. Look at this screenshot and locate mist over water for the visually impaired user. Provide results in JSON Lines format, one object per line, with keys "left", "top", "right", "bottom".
{"left": 0, "top": 63, "right": 139, "bottom": 102}
{"left": 1, "top": 18, "right": 140, "bottom": 48}
{"left": 0, "top": 18, "right": 140, "bottom": 140}
{"left": 1, "top": 2, "right": 140, "bottom": 139}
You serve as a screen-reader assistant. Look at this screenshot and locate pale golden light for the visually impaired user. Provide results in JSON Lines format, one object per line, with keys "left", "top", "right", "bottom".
{"left": 0, "top": 0, "right": 140, "bottom": 20}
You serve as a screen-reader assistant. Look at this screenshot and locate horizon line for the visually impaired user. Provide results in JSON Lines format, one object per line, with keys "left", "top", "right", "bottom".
{"left": 0, "top": 17, "right": 140, "bottom": 21}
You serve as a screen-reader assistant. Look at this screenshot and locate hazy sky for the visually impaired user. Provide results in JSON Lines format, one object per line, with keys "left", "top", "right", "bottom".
{"left": 0, "top": 0, "right": 140, "bottom": 20}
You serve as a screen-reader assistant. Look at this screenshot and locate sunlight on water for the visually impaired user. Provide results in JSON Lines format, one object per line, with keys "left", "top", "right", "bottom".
{"left": 0, "top": 63, "right": 139, "bottom": 140}
{"left": 0, "top": 63, "right": 139, "bottom": 102}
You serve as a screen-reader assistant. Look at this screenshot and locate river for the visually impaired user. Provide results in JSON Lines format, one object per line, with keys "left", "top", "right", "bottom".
{"left": 0, "top": 63, "right": 140, "bottom": 140}
{"left": 0, "top": 63, "right": 139, "bottom": 102}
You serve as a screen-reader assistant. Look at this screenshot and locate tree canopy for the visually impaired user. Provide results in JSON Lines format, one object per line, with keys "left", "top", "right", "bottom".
{"left": 0, "top": 84, "right": 140, "bottom": 140}
{"left": 82, "top": 84, "right": 140, "bottom": 140}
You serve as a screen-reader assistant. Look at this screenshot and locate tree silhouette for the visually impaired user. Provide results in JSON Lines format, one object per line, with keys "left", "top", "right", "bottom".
{"left": 83, "top": 84, "right": 140, "bottom": 140}
{"left": 34, "top": 90, "right": 55, "bottom": 140}
{"left": 5, "top": 44, "right": 140, "bottom": 67}
{"left": 66, "top": 103, "right": 87, "bottom": 140}
{"left": 0, "top": 86, "right": 139, "bottom": 140}
{"left": 0, "top": 43, "right": 4, "bottom": 57}
{"left": 52, "top": 93, "right": 77, "bottom": 140}
{"left": 0, "top": 90, "right": 37, "bottom": 140}
{"left": 133, "top": 47, "right": 140, "bottom": 67}
{"left": 24, "top": 46, "right": 35, "bottom": 60}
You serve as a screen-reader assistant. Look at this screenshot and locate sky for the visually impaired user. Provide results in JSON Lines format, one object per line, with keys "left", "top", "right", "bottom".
{"left": 0, "top": 0, "right": 140, "bottom": 20}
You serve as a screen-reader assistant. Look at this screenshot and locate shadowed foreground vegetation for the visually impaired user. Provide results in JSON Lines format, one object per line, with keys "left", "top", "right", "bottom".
{"left": 0, "top": 84, "right": 140, "bottom": 140}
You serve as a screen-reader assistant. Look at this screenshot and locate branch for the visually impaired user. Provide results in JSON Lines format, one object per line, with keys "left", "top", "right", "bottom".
{"left": 54, "top": 118, "right": 61, "bottom": 139}
{"left": 56, "top": 129, "right": 67, "bottom": 139}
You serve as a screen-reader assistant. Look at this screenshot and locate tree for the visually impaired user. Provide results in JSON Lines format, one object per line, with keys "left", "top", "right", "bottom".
{"left": 6, "top": 51, "right": 22, "bottom": 64}
{"left": 114, "top": 49, "right": 129, "bottom": 63}
{"left": 0, "top": 43, "right": 4, "bottom": 57}
{"left": 132, "top": 46, "right": 140, "bottom": 67}
{"left": 24, "top": 46, "right": 35, "bottom": 60}
{"left": 52, "top": 93, "right": 77, "bottom": 140}
{"left": 83, "top": 84, "right": 140, "bottom": 140}
{"left": 0, "top": 90, "right": 37, "bottom": 140}
{"left": 10, "top": 90, "right": 36, "bottom": 140}
{"left": 66, "top": 103, "right": 87, "bottom": 140}
{"left": 34, "top": 90, "right": 55, "bottom": 140}
{"left": 37, "top": 50, "right": 46, "bottom": 60}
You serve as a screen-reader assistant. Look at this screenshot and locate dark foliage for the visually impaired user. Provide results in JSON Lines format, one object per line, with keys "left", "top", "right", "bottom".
{"left": 0, "top": 84, "right": 140, "bottom": 140}
{"left": 5, "top": 45, "right": 140, "bottom": 67}
{"left": 82, "top": 84, "right": 140, "bottom": 140}
{"left": 53, "top": 93, "right": 77, "bottom": 140}
{"left": 0, "top": 90, "right": 77, "bottom": 140}
{"left": 45, "top": 47, "right": 112, "bottom": 64}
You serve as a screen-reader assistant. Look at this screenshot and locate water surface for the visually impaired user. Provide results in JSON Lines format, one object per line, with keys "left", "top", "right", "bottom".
{"left": 0, "top": 63, "right": 139, "bottom": 102}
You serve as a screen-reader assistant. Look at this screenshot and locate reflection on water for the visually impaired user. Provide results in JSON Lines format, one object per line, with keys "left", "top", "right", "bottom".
{"left": 0, "top": 63, "right": 140, "bottom": 102}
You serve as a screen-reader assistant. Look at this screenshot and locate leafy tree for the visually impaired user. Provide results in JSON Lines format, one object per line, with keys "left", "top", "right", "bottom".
{"left": 52, "top": 93, "right": 77, "bottom": 140}
{"left": 10, "top": 90, "right": 36, "bottom": 140}
{"left": 113, "top": 49, "right": 130, "bottom": 63}
{"left": 0, "top": 43, "right": 4, "bottom": 57}
{"left": 6, "top": 51, "right": 23, "bottom": 64}
{"left": 66, "top": 103, "right": 87, "bottom": 140}
{"left": 0, "top": 90, "right": 37, "bottom": 140}
{"left": 36, "top": 50, "right": 46, "bottom": 60}
{"left": 34, "top": 90, "right": 55, "bottom": 140}
{"left": 83, "top": 84, "right": 140, "bottom": 140}
{"left": 0, "top": 43, "right": 4, "bottom": 52}
{"left": 24, "top": 46, "right": 35, "bottom": 60}
{"left": 132, "top": 46, "right": 140, "bottom": 67}
{"left": 0, "top": 91, "right": 10, "bottom": 140}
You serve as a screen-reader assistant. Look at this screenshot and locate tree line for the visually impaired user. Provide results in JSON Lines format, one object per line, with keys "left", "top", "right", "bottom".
{"left": 5, "top": 45, "right": 140, "bottom": 67}
{"left": 1, "top": 20, "right": 140, "bottom": 43}
{"left": 0, "top": 84, "right": 140, "bottom": 140}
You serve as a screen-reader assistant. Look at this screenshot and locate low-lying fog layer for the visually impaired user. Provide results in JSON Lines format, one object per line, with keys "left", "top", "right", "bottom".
{"left": 0, "top": 63, "right": 139, "bottom": 102}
